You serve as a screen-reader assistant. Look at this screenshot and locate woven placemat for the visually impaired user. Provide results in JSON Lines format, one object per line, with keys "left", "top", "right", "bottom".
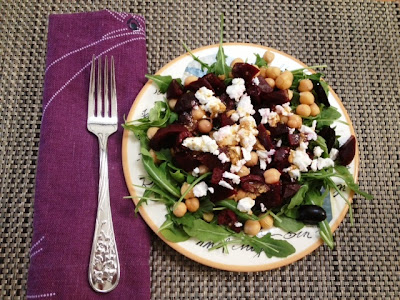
{"left": 1, "top": 0, "right": 399, "bottom": 299}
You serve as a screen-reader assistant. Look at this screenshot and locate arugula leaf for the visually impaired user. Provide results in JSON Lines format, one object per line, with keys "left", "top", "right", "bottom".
{"left": 303, "top": 106, "right": 342, "bottom": 128}
{"left": 134, "top": 189, "right": 152, "bottom": 213}
{"left": 182, "top": 42, "right": 211, "bottom": 72}
{"left": 170, "top": 169, "right": 185, "bottom": 183}
{"left": 145, "top": 74, "right": 173, "bottom": 93}
{"left": 254, "top": 53, "right": 268, "bottom": 68}
{"left": 273, "top": 215, "right": 305, "bottom": 232}
{"left": 216, "top": 199, "right": 258, "bottom": 221}
{"left": 240, "top": 233, "right": 296, "bottom": 258}
{"left": 209, "top": 14, "right": 231, "bottom": 78}
{"left": 183, "top": 219, "right": 231, "bottom": 243}
{"left": 318, "top": 220, "right": 334, "bottom": 249}
{"left": 334, "top": 165, "right": 373, "bottom": 200}
{"left": 310, "top": 136, "right": 329, "bottom": 158}
{"left": 288, "top": 184, "right": 309, "bottom": 209}
{"left": 304, "top": 184, "right": 329, "bottom": 207}
{"left": 159, "top": 216, "right": 191, "bottom": 243}
{"left": 155, "top": 148, "right": 173, "bottom": 162}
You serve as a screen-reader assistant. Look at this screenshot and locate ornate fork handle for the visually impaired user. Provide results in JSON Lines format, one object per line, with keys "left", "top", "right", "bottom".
{"left": 88, "top": 129, "right": 120, "bottom": 292}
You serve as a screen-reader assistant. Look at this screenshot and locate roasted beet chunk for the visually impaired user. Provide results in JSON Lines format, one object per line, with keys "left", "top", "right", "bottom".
{"left": 197, "top": 153, "right": 227, "bottom": 170}
{"left": 318, "top": 126, "right": 336, "bottom": 152}
{"left": 203, "top": 73, "right": 226, "bottom": 96}
{"left": 172, "top": 150, "right": 199, "bottom": 172}
{"left": 313, "top": 81, "right": 330, "bottom": 107}
{"left": 257, "top": 76, "right": 274, "bottom": 95}
{"left": 217, "top": 209, "right": 240, "bottom": 232}
{"left": 272, "top": 147, "right": 291, "bottom": 170}
{"left": 256, "top": 182, "right": 282, "bottom": 209}
{"left": 288, "top": 133, "right": 301, "bottom": 148}
{"left": 211, "top": 168, "right": 225, "bottom": 185}
{"left": 338, "top": 135, "right": 356, "bottom": 166}
{"left": 166, "top": 79, "right": 184, "bottom": 99}
{"left": 186, "top": 78, "right": 214, "bottom": 93}
{"left": 209, "top": 184, "right": 236, "bottom": 202}
{"left": 219, "top": 93, "right": 235, "bottom": 111}
{"left": 268, "top": 123, "right": 289, "bottom": 138}
{"left": 240, "top": 175, "right": 269, "bottom": 194}
{"left": 282, "top": 183, "right": 301, "bottom": 199}
{"left": 246, "top": 84, "right": 261, "bottom": 105}
{"left": 232, "top": 63, "right": 260, "bottom": 82}
{"left": 260, "top": 89, "right": 289, "bottom": 106}
{"left": 149, "top": 124, "right": 189, "bottom": 151}
{"left": 174, "top": 92, "right": 198, "bottom": 113}
{"left": 257, "top": 124, "right": 274, "bottom": 150}
{"left": 214, "top": 112, "right": 235, "bottom": 127}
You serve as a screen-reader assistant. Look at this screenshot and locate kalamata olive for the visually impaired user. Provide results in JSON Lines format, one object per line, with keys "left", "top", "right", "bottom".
{"left": 297, "top": 205, "right": 327, "bottom": 225}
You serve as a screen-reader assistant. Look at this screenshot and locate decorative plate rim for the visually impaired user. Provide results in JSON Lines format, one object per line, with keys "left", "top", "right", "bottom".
{"left": 122, "top": 43, "right": 359, "bottom": 272}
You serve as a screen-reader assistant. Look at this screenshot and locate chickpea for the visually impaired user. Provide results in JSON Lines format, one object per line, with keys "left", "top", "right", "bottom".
{"left": 288, "top": 151, "right": 295, "bottom": 163}
{"left": 259, "top": 66, "right": 268, "bottom": 78}
{"left": 263, "top": 51, "right": 275, "bottom": 64}
{"left": 296, "top": 104, "right": 311, "bottom": 117}
{"left": 168, "top": 99, "right": 177, "bottom": 110}
{"left": 265, "top": 78, "right": 275, "bottom": 88}
{"left": 259, "top": 214, "right": 274, "bottom": 229}
{"left": 288, "top": 89, "right": 293, "bottom": 100}
{"left": 265, "top": 66, "right": 281, "bottom": 80}
{"left": 310, "top": 103, "right": 320, "bottom": 116}
{"left": 237, "top": 166, "right": 250, "bottom": 177}
{"left": 244, "top": 220, "right": 261, "bottom": 236}
{"left": 185, "top": 197, "right": 200, "bottom": 212}
{"left": 173, "top": 202, "right": 187, "bottom": 217}
{"left": 234, "top": 189, "right": 247, "bottom": 201}
{"left": 218, "top": 74, "right": 226, "bottom": 81}
{"left": 275, "top": 71, "right": 293, "bottom": 90}
{"left": 298, "top": 79, "right": 313, "bottom": 92}
{"left": 203, "top": 212, "right": 214, "bottom": 222}
{"left": 198, "top": 164, "right": 209, "bottom": 175}
{"left": 287, "top": 114, "right": 302, "bottom": 129}
{"left": 198, "top": 119, "right": 212, "bottom": 133}
{"left": 181, "top": 182, "right": 195, "bottom": 199}
{"left": 245, "top": 152, "right": 259, "bottom": 167}
{"left": 191, "top": 107, "right": 206, "bottom": 120}
{"left": 184, "top": 75, "right": 198, "bottom": 86}
{"left": 228, "top": 72, "right": 233, "bottom": 78}
{"left": 280, "top": 115, "right": 289, "bottom": 124}
{"left": 147, "top": 127, "right": 159, "bottom": 139}
{"left": 149, "top": 149, "right": 160, "bottom": 164}
{"left": 230, "top": 58, "right": 244, "bottom": 68}
{"left": 264, "top": 168, "right": 281, "bottom": 184}
{"left": 299, "top": 91, "right": 315, "bottom": 105}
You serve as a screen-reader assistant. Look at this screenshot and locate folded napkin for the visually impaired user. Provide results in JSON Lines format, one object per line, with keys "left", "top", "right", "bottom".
{"left": 27, "top": 10, "right": 150, "bottom": 299}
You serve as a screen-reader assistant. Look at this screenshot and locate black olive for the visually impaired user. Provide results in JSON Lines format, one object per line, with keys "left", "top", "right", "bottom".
{"left": 297, "top": 205, "right": 327, "bottom": 225}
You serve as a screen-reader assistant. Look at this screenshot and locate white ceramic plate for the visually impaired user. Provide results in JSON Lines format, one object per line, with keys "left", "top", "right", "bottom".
{"left": 122, "top": 43, "right": 359, "bottom": 272}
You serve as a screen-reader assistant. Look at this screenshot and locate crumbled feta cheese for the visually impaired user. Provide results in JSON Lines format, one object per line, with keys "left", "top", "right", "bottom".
{"left": 234, "top": 222, "right": 243, "bottom": 227}
{"left": 230, "top": 112, "right": 240, "bottom": 122}
{"left": 329, "top": 148, "right": 339, "bottom": 160}
{"left": 252, "top": 77, "right": 260, "bottom": 86}
{"left": 226, "top": 78, "right": 246, "bottom": 101}
{"left": 218, "top": 180, "right": 234, "bottom": 190}
{"left": 259, "top": 108, "right": 280, "bottom": 127}
{"left": 236, "top": 94, "right": 255, "bottom": 118}
{"left": 213, "top": 125, "right": 240, "bottom": 147}
{"left": 257, "top": 149, "right": 276, "bottom": 170}
{"left": 313, "top": 146, "right": 324, "bottom": 157}
{"left": 192, "top": 167, "right": 200, "bottom": 177}
{"left": 218, "top": 152, "right": 230, "bottom": 163}
{"left": 300, "top": 124, "right": 317, "bottom": 141}
{"left": 193, "top": 181, "right": 208, "bottom": 197}
{"left": 241, "top": 147, "right": 251, "bottom": 161}
{"left": 230, "top": 159, "right": 247, "bottom": 173}
{"left": 237, "top": 197, "right": 255, "bottom": 213}
{"left": 238, "top": 116, "right": 258, "bottom": 150}
{"left": 292, "top": 150, "right": 312, "bottom": 172}
{"left": 223, "top": 171, "right": 241, "bottom": 184}
{"left": 283, "top": 166, "right": 301, "bottom": 181}
{"left": 260, "top": 203, "right": 267, "bottom": 212}
{"left": 275, "top": 103, "right": 293, "bottom": 116}
{"left": 311, "top": 157, "right": 335, "bottom": 171}
{"left": 208, "top": 187, "right": 215, "bottom": 194}
{"left": 276, "top": 139, "right": 282, "bottom": 147}
{"left": 182, "top": 136, "right": 219, "bottom": 155}
{"left": 288, "top": 128, "right": 296, "bottom": 134}
{"left": 195, "top": 87, "right": 226, "bottom": 116}
{"left": 299, "top": 141, "right": 309, "bottom": 151}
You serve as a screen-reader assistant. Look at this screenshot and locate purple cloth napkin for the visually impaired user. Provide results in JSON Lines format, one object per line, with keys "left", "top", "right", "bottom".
{"left": 27, "top": 10, "right": 151, "bottom": 299}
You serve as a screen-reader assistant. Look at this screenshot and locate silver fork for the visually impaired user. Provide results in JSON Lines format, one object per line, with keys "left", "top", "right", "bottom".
{"left": 87, "top": 55, "right": 120, "bottom": 293}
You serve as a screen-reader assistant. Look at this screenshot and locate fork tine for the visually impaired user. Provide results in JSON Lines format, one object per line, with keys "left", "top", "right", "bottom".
{"left": 88, "top": 55, "right": 96, "bottom": 118}
{"left": 104, "top": 56, "right": 109, "bottom": 117}
{"left": 111, "top": 56, "right": 117, "bottom": 118}
{"left": 97, "top": 56, "right": 102, "bottom": 117}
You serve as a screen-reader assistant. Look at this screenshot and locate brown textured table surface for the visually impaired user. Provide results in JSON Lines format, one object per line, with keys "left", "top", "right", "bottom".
{"left": 1, "top": 1, "right": 399, "bottom": 299}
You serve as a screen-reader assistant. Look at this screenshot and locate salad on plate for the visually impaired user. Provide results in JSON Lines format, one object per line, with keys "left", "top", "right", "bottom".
{"left": 123, "top": 16, "right": 372, "bottom": 259}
